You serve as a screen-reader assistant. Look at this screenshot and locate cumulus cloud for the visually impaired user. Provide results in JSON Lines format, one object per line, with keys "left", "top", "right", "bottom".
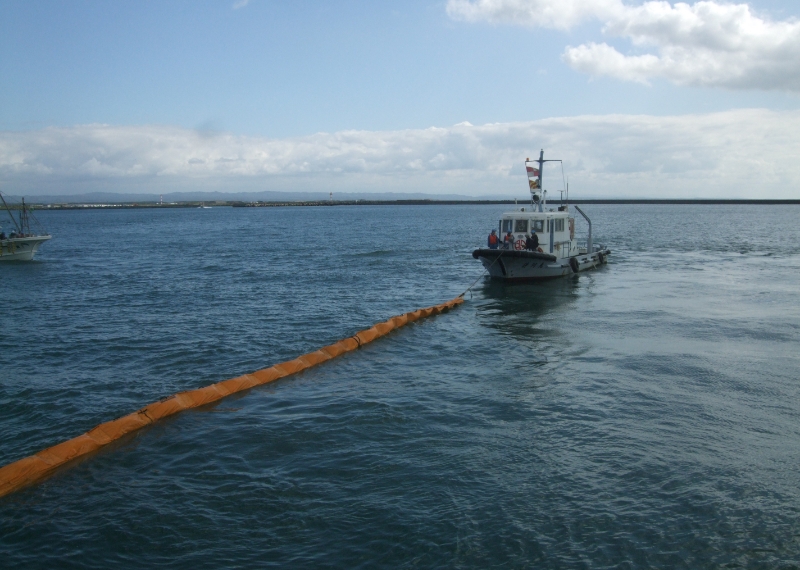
{"left": 447, "top": 0, "right": 800, "bottom": 91}
{"left": 2, "top": 111, "right": 800, "bottom": 198}
{"left": 447, "top": 0, "right": 619, "bottom": 31}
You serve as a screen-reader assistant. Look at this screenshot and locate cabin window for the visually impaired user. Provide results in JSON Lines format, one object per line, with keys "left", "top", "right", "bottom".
{"left": 546, "top": 219, "right": 565, "bottom": 232}
{"left": 514, "top": 219, "right": 528, "bottom": 233}
{"left": 532, "top": 220, "right": 544, "bottom": 233}
{"left": 501, "top": 219, "right": 513, "bottom": 233}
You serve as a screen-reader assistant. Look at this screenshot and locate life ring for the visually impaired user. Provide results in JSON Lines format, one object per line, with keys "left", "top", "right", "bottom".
{"left": 514, "top": 239, "right": 525, "bottom": 251}
{"left": 537, "top": 247, "right": 543, "bottom": 253}
{"left": 569, "top": 257, "right": 579, "bottom": 273}
{"left": 598, "top": 252, "right": 605, "bottom": 264}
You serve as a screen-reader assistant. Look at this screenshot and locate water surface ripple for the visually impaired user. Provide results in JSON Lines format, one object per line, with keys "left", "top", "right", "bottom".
{"left": 1, "top": 205, "right": 799, "bottom": 568}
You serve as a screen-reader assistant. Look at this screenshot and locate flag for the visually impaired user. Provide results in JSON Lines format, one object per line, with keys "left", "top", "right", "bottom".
{"left": 526, "top": 166, "right": 540, "bottom": 178}
{"left": 529, "top": 179, "right": 539, "bottom": 190}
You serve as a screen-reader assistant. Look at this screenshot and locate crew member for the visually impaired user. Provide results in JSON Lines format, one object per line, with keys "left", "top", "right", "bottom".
{"left": 487, "top": 229, "right": 499, "bottom": 249}
{"left": 526, "top": 232, "right": 539, "bottom": 251}
{"left": 503, "top": 231, "right": 514, "bottom": 249}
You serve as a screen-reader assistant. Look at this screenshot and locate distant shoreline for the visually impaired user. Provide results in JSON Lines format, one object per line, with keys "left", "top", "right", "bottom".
{"left": 12, "top": 198, "right": 800, "bottom": 210}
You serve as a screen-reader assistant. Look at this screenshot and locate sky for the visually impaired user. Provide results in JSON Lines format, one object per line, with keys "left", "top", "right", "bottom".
{"left": 1, "top": 0, "right": 800, "bottom": 198}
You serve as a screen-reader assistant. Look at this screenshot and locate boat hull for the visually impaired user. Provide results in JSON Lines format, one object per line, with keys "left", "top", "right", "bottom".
{"left": 0, "top": 236, "right": 52, "bottom": 261}
{"left": 472, "top": 248, "right": 610, "bottom": 281}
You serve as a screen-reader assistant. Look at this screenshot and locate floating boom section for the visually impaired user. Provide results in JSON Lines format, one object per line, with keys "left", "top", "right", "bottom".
{"left": 0, "top": 296, "right": 464, "bottom": 499}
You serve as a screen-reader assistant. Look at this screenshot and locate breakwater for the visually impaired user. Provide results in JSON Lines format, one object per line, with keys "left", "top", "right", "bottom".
{"left": 20, "top": 198, "right": 800, "bottom": 210}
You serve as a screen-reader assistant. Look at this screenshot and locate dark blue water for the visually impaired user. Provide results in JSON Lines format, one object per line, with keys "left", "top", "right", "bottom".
{"left": 2, "top": 204, "right": 799, "bottom": 568}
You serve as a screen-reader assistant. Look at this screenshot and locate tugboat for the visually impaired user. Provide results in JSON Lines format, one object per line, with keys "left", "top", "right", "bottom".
{"left": 0, "top": 193, "right": 51, "bottom": 261}
{"left": 472, "top": 150, "right": 610, "bottom": 281}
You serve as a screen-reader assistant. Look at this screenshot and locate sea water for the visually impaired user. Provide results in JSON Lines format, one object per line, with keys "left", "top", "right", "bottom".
{"left": 1, "top": 204, "right": 799, "bottom": 568}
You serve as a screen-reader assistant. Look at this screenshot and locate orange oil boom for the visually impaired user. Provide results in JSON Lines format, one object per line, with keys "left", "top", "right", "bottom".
{"left": 0, "top": 296, "right": 464, "bottom": 499}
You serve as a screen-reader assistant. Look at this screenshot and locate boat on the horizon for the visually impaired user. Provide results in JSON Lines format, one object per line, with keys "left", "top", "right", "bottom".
{"left": 472, "top": 150, "right": 610, "bottom": 281}
{"left": 0, "top": 193, "right": 52, "bottom": 261}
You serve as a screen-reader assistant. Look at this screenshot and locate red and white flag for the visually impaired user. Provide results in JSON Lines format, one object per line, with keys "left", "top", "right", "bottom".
{"left": 526, "top": 166, "right": 540, "bottom": 178}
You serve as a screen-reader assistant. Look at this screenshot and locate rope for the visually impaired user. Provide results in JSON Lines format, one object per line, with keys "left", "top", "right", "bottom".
{"left": 460, "top": 250, "right": 503, "bottom": 298}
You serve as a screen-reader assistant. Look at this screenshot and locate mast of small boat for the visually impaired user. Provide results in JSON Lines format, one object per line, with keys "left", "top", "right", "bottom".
{"left": 0, "top": 191, "right": 23, "bottom": 234}
{"left": 528, "top": 150, "right": 564, "bottom": 213}
{"left": 537, "top": 149, "right": 545, "bottom": 212}
{"left": 20, "top": 198, "right": 30, "bottom": 236}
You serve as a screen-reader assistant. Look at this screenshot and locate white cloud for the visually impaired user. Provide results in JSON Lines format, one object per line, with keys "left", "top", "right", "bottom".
{"left": 232, "top": 0, "right": 250, "bottom": 10}
{"left": 1, "top": 111, "right": 799, "bottom": 198}
{"left": 447, "top": 0, "right": 800, "bottom": 91}
{"left": 446, "top": 0, "right": 620, "bottom": 31}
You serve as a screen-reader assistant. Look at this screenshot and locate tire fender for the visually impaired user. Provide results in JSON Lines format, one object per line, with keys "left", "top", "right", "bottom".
{"left": 569, "top": 257, "right": 579, "bottom": 273}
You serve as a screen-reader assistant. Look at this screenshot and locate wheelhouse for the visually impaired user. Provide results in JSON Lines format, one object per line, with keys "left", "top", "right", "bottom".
{"left": 498, "top": 207, "right": 576, "bottom": 258}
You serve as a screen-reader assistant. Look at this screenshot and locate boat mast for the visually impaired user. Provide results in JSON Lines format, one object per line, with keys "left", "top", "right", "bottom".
{"left": 537, "top": 149, "right": 545, "bottom": 212}
{"left": 20, "top": 198, "right": 30, "bottom": 236}
{"left": 527, "top": 150, "right": 563, "bottom": 213}
{"left": 0, "top": 191, "right": 23, "bottom": 234}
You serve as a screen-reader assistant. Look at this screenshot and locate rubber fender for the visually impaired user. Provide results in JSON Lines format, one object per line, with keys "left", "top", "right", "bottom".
{"left": 569, "top": 257, "right": 580, "bottom": 273}
{"left": 598, "top": 252, "right": 605, "bottom": 264}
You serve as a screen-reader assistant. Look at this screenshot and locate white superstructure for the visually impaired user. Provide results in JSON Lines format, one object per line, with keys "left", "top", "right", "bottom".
{"left": 0, "top": 235, "right": 52, "bottom": 261}
{"left": 472, "top": 150, "right": 610, "bottom": 281}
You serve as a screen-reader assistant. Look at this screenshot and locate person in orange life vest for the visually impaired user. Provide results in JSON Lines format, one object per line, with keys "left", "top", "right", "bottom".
{"left": 487, "top": 229, "right": 499, "bottom": 249}
{"left": 503, "top": 231, "right": 514, "bottom": 249}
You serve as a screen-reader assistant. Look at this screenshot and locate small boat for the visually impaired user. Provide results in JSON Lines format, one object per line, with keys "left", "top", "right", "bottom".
{"left": 0, "top": 193, "right": 52, "bottom": 261}
{"left": 472, "top": 150, "right": 610, "bottom": 281}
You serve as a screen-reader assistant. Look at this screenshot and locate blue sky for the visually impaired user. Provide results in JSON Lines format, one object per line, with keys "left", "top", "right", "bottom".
{"left": 2, "top": 0, "right": 800, "bottom": 197}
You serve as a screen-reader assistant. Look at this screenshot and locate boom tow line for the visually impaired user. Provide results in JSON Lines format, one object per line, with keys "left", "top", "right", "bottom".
{"left": 0, "top": 296, "right": 463, "bottom": 499}
{"left": 460, "top": 250, "right": 503, "bottom": 299}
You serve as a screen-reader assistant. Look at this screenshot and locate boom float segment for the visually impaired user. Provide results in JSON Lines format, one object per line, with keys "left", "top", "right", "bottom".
{"left": 0, "top": 296, "right": 464, "bottom": 499}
